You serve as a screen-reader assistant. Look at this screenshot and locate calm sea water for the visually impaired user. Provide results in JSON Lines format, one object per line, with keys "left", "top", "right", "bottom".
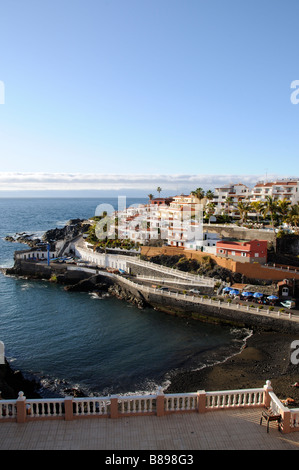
{"left": 0, "top": 198, "right": 248, "bottom": 397}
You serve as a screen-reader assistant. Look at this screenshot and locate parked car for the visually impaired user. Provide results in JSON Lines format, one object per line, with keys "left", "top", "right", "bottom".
{"left": 189, "top": 289, "right": 201, "bottom": 294}
{"left": 280, "top": 300, "right": 296, "bottom": 309}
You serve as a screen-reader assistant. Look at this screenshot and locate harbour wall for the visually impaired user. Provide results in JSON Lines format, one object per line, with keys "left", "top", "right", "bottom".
{"left": 5, "top": 259, "right": 299, "bottom": 334}
{"left": 111, "top": 276, "right": 299, "bottom": 334}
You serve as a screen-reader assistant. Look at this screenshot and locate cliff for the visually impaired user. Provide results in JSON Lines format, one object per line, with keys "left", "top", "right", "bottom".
{"left": 0, "top": 361, "right": 41, "bottom": 399}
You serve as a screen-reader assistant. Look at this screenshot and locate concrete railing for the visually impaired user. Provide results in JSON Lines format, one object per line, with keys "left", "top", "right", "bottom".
{"left": 1, "top": 381, "right": 296, "bottom": 433}
{"left": 111, "top": 275, "right": 299, "bottom": 324}
{"left": 74, "top": 245, "right": 215, "bottom": 286}
{"left": 135, "top": 275, "right": 207, "bottom": 286}
{"left": 65, "top": 263, "right": 299, "bottom": 324}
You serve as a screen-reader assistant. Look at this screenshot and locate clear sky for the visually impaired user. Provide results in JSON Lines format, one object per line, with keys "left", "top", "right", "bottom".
{"left": 0, "top": 0, "right": 298, "bottom": 196}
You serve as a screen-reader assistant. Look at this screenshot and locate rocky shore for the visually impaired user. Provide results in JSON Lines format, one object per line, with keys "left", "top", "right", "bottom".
{"left": 4, "top": 218, "right": 90, "bottom": 248}
{"left": 3, "top": 221, "right": 299, "bottom": 404}
{"left": 2, "top": 330, "right": 299, "bottom": 404}
{"left": 0, "top": 361, "right": 41, "bottom": 399}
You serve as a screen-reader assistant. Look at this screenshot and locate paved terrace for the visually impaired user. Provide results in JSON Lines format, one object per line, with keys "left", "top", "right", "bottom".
{"left": 2, "top": 384, "right": 299, "bottom": 451}
{"left": 1, "top": 408, "right": 299, "bottom": 450}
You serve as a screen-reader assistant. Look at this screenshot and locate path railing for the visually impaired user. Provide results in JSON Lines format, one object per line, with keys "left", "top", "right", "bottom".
{"left": 75, "top": 244, "right": 215, "bottom": 286}
{"left": 1, "top": 381, "right": 296, "bottom": 433}
{"left": 110, "top": 274, "right": 299, "bottom": 324}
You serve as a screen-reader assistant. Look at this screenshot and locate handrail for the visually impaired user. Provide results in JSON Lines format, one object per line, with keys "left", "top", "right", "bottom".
{"left": 75, "top": 244, "right": 215, "bottom": 285}
{"left": 0, "top": 387, "right": 266, "bottom": 422}
{"left": 2, "top": 382, "right": 299, "bottom": 434}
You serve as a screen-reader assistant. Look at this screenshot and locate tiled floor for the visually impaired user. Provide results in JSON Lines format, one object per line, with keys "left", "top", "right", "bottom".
{"left": 1, "top": 409, "right": 299, "bottom": 450}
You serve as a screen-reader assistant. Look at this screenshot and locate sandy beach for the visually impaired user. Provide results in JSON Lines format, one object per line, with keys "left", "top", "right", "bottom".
{"left": 166, "top": 330, "right": 299, "bottom": 405}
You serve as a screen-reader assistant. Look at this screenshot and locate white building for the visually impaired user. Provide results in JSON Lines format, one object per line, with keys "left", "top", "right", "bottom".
{"left": 212, "top": 183, "right": 250, "bottom": 215}
{"left": 250, "top": 179, "right": 299, "bottom": 205}
{"left": 183, "top": 231, "right": 221, "bottom": 254}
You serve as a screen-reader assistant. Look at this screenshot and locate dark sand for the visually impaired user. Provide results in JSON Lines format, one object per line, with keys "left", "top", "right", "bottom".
{"left": 166, "top": 331, "right": 299, "bottom": 405}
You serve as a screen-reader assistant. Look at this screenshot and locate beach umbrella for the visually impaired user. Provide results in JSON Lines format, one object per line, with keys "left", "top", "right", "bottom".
{"left": 241, "top": 291, "right": 253, "bottom": 297}
{"left": 253, "top": 292, "right": 263, "bottom": 298}
{"left": 230, "top": 289, "right": 239, "bottom": 295}
{"left": 267, "top": 295, "right": 278, "bottom": 300}
{"left": 223, "top": 287, "right": 232, "bottom": 292}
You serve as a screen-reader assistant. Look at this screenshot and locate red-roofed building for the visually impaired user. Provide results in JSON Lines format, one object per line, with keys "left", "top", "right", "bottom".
{"left": 216, "top": 239, "right": 268, "bottom": 264}
{"left": 250, "top": 179, "right": 299, "bottom": 204}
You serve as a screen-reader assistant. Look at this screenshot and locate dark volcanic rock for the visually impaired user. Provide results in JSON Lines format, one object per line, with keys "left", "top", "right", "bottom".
{"left": 64, "top": 275, "right": 109, "bottom": 292}
{"left": 0, "top": 362, "right": 41, "bottom": 399}
{"left": 42, "top": 219, "right": 90, "bottom": 243}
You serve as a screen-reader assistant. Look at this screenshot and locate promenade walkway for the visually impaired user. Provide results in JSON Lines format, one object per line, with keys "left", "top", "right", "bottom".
{"left": 1, "top": 408, "right": 299, "bottom": 450}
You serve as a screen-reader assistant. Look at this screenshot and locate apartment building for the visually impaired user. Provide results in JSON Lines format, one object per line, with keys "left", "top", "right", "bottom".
{"left": 212, "top": 183, "right": 250, "bottom": 215}
{"left": 250, "top": 179, "right": 299, "bottom": 204}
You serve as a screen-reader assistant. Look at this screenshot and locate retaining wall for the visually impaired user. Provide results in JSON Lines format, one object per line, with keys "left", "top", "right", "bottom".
{"left": 141, "top": 246, "right": 299, "bottom": 282}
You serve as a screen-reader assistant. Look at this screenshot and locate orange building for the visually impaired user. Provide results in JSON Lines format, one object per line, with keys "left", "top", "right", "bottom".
{"left": 216, "top": 239, "right": 268, "bottom": 264}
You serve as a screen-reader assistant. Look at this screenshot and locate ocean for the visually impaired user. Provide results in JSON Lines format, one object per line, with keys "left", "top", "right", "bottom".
{"left": 0, "top": 197, "right": 248, "bottom": 398}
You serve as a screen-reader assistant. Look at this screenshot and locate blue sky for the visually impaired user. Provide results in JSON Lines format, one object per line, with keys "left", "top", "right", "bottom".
{"left": 0, "top": 0, "right": 298, "bottom": 196}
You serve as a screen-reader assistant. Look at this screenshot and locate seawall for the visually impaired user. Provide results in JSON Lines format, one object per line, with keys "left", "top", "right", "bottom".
{"left": 5, "top": 260, "right": 299, "bottom": 335}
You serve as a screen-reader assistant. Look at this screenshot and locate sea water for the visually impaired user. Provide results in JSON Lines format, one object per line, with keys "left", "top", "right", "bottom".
{"left": 0, "top": 198, "right": 248, "bottom": 397}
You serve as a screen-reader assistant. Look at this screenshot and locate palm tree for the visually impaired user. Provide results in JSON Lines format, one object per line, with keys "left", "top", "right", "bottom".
{"left": 286, "top": 203, "right": 299, "bottom": 232}
{"left": 237, "top": 201, "right": 251, "bottom": 224}
{"left": 262, "top": 196, "right": 280, "bottom": 251}
{"left": 191, "top": 187, "right": 205, "bottom": 201}
{"left": 262, "top": 196, "right": 279, "bottom": 230}
{"left": 205, "top": 202, "right": 216, "bottom": 219}
{"left": 225, "top": 196, "right": 234, "bottom": 216}
{"left": 250, "top": 201, "right": 264, "bottom": 224}
{"left": 205, "top": 190, "right": 214, "bottom": 200}
{"left": 148, "top": 193, "right": 154, "bottom": 202}
{"left": 277, "top": 198, "right": 291, "bottom": 224}
{"left": 157, "top": 187, "right": 162, "bottom": 196}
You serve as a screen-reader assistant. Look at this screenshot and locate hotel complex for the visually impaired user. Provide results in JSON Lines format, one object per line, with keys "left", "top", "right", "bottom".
{"left": 99, "top": 178, "right": 299, "bottom": 261}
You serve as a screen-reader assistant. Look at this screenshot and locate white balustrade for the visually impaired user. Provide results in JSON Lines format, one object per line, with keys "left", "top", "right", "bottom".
{"left": 26, "top": 398, "right": 65, "bottom": 418}
{"left": 73, "top": 397, "right": 110, "bottom": 416}
{"left": 206, "top": 388, "right": 264, "bottom": 409}
{"left": 4, "top": 383, "right": 299, "bottom": 436}
{"left": 118, "top": 395, "right": 156, "bottom": 414}
{"left": 0, "top": 400, "right": 17, "bottom": 419}
{"left": 164, "top": 393, "right": 198, "bottom": 412}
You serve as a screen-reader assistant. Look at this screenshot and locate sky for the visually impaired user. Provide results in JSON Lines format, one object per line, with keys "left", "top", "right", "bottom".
{"left": 0, "top": 0, "right": 299, "bottom": 196}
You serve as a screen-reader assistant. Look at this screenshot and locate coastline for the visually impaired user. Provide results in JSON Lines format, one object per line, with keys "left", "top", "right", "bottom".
{"left": 166, "top": 330, "right": 299, "bottom": 403}
{"left": 2, "top": 265, "right": 299, "bottom": 401}
{"left": 2, "top": 329, "right": 299, "bottom": 403}
{"left": 2, "top": 224, "right": 299, "bottom": 403}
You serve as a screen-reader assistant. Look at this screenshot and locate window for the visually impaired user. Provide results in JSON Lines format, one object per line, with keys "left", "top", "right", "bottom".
{"left": 241, "top": 252, "right": 247, "bottom": 257}
{"left": 282, "top": 287, "right": 289, "bottom": 294}
{"left": 254, "top": 253, "right": 259, "bottom": 257}
{"left": 231, "top": 251, "right": 235, "bottom": 255}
